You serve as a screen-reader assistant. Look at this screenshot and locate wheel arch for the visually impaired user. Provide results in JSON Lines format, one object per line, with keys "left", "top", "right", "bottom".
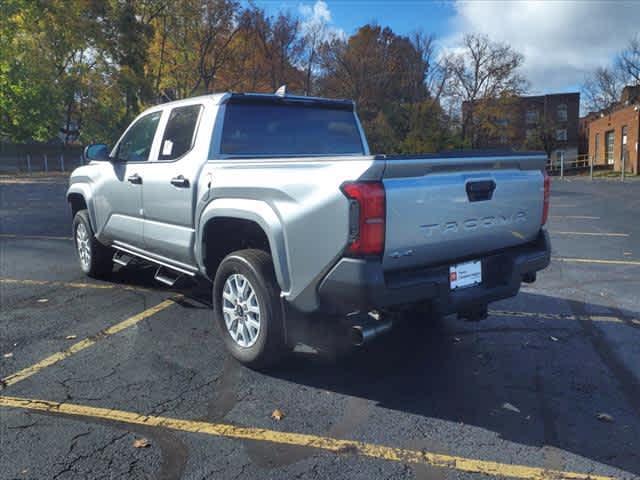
{"left": 197, "top": 198, "right": 290, "bottom": 293}
{"left": 66, "top": 185, "right": 97, "bottom": 231}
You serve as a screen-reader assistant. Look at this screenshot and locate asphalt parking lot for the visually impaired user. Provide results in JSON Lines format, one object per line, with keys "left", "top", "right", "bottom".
{"left": 1, "top": 176, "right": 640, "bottom": 480}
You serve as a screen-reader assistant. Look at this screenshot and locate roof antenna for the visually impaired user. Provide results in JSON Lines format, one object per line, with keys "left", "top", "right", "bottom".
{"left": 275, "top": 85, "right": 287, "bottom": 97}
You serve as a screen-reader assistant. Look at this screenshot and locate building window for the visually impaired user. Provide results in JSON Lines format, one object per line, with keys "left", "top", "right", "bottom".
{"left": 605, "top": 130, "right": 615, "bottom": 165}
{"left": 594, "top": 133, "right": 599, "bottom": 162}
{"left": 556, "top": 129, "right": 567, "bottom": 141}
{"left": 621, "top": 125, "right": 629, "bottom": 168}
{"left": 555, "top": 150, "right": 565, "bottom": 167}
{"left": 525, "top": 109, "right": 539, "bottom": 124}
{"left": 557, "top": 104, "right": 568, "bottom": 122}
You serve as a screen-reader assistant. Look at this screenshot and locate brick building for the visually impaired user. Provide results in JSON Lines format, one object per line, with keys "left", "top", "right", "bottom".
{"left": 519, "top": 92, "right": 580, "bottom": 166}
{"left": 463, "top": 92, "right": 580, "bottom": 164}
{"left": 585, "top": 86, "right": 640, "bottom": 174}
{"left": 578, "top": 111, "right": 599, "bottom": 155}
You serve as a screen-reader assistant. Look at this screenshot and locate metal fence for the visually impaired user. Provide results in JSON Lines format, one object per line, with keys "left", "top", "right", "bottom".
{"left": 545, "top": 154, "right": 630, "bottom": 180}
{"left": 0, "top": 144, "right": 84, "bottom": 174}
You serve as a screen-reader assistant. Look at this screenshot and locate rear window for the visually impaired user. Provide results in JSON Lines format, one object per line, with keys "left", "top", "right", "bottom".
{"left": 220, "top": 102, "right": 364, "bottom": 156}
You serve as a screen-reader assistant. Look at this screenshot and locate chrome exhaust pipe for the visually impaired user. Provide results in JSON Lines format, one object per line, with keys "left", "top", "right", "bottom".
{"left": 351, "top": 320, "right": 393, "bottom": 346}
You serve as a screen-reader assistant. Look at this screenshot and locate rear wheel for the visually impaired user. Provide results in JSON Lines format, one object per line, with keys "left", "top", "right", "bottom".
{"left": 72, "top": 210, "right": 113, "bottom": 278}
{"left": 213, "top": 249, "right": 286, "bottom": 368}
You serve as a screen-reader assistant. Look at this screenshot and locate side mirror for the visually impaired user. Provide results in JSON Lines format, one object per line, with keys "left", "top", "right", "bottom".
{"left": 83, "top": 144, "right": 110, "bottom": 162}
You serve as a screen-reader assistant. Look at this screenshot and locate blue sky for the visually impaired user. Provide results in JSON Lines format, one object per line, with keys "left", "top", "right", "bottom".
{"left": 247, "top": 0, "right": 640, "bottom": 98}
{"left": 249, "top": 0, "right": 456, "bottom": 38}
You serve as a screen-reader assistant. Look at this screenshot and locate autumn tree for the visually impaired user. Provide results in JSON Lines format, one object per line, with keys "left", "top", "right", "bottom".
{"left": 583, "top": 35, "right": 640, "bottom": 112}
{"left": 444, "top": 33, "right": 526, "bottom": 148}
{"left": 617, "top": 35, "right": 640, "bottom": 85}
{"left": 582, "top": 67, "right": 624, "bottom": 112}
{"left": 246, "top": 8, "right": 303, "bottom": 91}
{"left": 148, "top": 0, "right": 240, "bottom": 99}
{"left": 317, "top": 24, "right": 452, "bottom": 153}
{"left": 298, "top": 1, "right": 338, "bottom": 96}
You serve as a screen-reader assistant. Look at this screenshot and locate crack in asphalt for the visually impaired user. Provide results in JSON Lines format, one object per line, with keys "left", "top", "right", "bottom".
{"left": 51, "top": 431, "right": 128, "bottom": 480}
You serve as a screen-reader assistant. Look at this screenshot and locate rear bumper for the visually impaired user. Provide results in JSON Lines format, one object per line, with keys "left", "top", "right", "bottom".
{"left": 317, "top": 230, "right": 551, "bottom": 315}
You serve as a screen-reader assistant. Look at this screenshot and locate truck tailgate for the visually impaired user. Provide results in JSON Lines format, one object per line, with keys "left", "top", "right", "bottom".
{"left": 381, "top": 154, "right": 546, "bottom": 271}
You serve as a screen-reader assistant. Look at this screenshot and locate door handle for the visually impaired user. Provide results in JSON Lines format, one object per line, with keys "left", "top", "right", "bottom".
{"left": 127, "top": 174, "right": 142, "bottom": 185}
{"left": 170, "top": 175, "right": 190, "bottom": 188}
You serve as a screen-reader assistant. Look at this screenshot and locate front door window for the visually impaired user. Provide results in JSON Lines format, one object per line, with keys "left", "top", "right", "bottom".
{"left": 116, "top": 112, "right": 162, "bottom": 162}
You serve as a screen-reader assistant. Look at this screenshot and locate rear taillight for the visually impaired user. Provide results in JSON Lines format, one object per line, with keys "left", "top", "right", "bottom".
{"left": 341, "top": 181, "right": 385, "bottom": 256}
{"left": 542, "top": 170, "right": 551, "bottom": 225}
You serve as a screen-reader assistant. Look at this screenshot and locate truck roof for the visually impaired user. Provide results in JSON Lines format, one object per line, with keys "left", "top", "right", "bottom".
{"left": 153, "top": 92, "right": 355, "bottom": 109}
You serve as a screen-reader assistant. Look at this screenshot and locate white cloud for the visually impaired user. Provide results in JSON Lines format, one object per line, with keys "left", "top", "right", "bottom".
{"left": 446, "top": 1, "right": 640, "bottom": 94}
{"left": 298, "top": 0, "right": 346, "bottom": 41}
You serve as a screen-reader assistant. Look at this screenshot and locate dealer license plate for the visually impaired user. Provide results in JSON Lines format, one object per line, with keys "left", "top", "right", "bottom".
{"left": 449, "top": 260, "right": 482, "bottom": 290}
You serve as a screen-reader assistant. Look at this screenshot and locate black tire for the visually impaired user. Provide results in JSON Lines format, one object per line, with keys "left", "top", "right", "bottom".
{"left": 212, "top": 249, "right": 286, "bottom": 369}
{"left": 72, "top": 210, "right": 113, "bottom": 278}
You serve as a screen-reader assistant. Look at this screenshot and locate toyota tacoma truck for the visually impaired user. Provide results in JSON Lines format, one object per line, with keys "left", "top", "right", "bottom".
{"left": 67, "top": 91, "right": 551, "bottom": 367}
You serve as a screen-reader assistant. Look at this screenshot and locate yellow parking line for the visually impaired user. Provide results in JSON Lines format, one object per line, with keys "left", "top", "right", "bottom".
{"left": 553, "top": 257, "right": 640, "bottom": 266}
{"left": 0, "top": 395, "right": 616, "bottom": 480}
{"left": 0, "top": 233, "right": 72, "bottom": 241}
{"left": 0, "top": 278, "right": 152, "bottom": 292}
{"left": 490, "top": 310, "right": 629, "bottom": 324}
{"left": 551, "top": 231, "right": 629, "bottom": 237}
{"left": 1, "top": 298, "right": 177, "bottom": 388}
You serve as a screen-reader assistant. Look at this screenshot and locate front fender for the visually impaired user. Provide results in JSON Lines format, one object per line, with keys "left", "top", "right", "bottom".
{"left": 196, "top": 198, "right": 290, "bottom": 293}
{"left": 66, "top": 183, "right": 97, "bottom": 232}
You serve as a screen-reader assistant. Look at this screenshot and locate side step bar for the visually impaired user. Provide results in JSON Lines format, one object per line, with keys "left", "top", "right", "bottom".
{"left": 154, "top": 267, "right": 183, "bottom": 287}
{"left": 112, "top": 244, "right": 197, "bottom": 277}
{"left": 113, "top": 251, "right": 135, "bottom": 267}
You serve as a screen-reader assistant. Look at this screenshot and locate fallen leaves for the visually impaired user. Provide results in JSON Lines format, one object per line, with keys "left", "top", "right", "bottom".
{"left": 133, "top": 438, "right": 151, "bottom": 448}
{"left": 501, "top": 402, "right": 521, "bottom": 413}
{"left": 271, "top": 409, "right": 285, "bottom": 421}
{"left": 596, "top": 413, "right": 614, "bottom": 423}
{"left": 3, "top": 352, "right": 13, "bottom": 359}
{"left": 37, "top": 298, "right": 48, "bottom": 303}
{"left": 549, "top": 336, "right": 559, "bottom": 342}
{"left": 65, "top": 335, "right": 77, "bottom": 340}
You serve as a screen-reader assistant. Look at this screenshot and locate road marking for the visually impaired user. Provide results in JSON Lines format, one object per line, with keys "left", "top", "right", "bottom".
{"left": 0, "top": 298, "right": 177, "bottom": 388}
{"left": 490, "top": 310, "right": 629, "bottom": 324}
{"left": 0, "top": 233, "right": 72, "bottom": 241}
{"left": 0, "top": 278, "right": 152, "bottom": 292}
{"left": 549, "top": 215, "right": 599, "bottom": 220}
{"left": 550, "top": 231, "right": 629, "bottom": 237}
{"left": 554, "top": 257, "right": 640, "bottom": 266}
{"left": 0, "top": 395, "right": 617, "bottom": 480}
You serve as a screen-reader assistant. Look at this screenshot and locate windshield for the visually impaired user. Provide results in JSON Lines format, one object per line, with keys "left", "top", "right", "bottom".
{"left": 220, "top": 102, "right": 364, "bottom": 156}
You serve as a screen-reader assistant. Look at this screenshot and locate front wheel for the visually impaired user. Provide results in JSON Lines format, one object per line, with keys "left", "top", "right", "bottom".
{"left": 72, "top": 210, "right": 113, "bottom": 278}
{"left": 212, "top": 249, "right": 286, "bottom": 369}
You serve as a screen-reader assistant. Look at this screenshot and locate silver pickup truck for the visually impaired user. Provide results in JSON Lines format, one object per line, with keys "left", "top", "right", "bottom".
{"left": 68, "top": 92, "right": 551, "bottom": 367}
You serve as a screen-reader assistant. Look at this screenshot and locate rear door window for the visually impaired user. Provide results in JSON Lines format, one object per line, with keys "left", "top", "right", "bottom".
{"left": 220, "top": 102, "right": 364, "bottom": 156}
{"left": 158, "top": 104, "right": 202, "bottom": 161}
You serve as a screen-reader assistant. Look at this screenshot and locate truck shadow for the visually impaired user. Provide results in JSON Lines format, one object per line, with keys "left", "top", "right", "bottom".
{"left": 269, "top": 292, "right": 640, "bottom": 476}
{"left": 99, "top": 266, "right": 640, "bottom": 475}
